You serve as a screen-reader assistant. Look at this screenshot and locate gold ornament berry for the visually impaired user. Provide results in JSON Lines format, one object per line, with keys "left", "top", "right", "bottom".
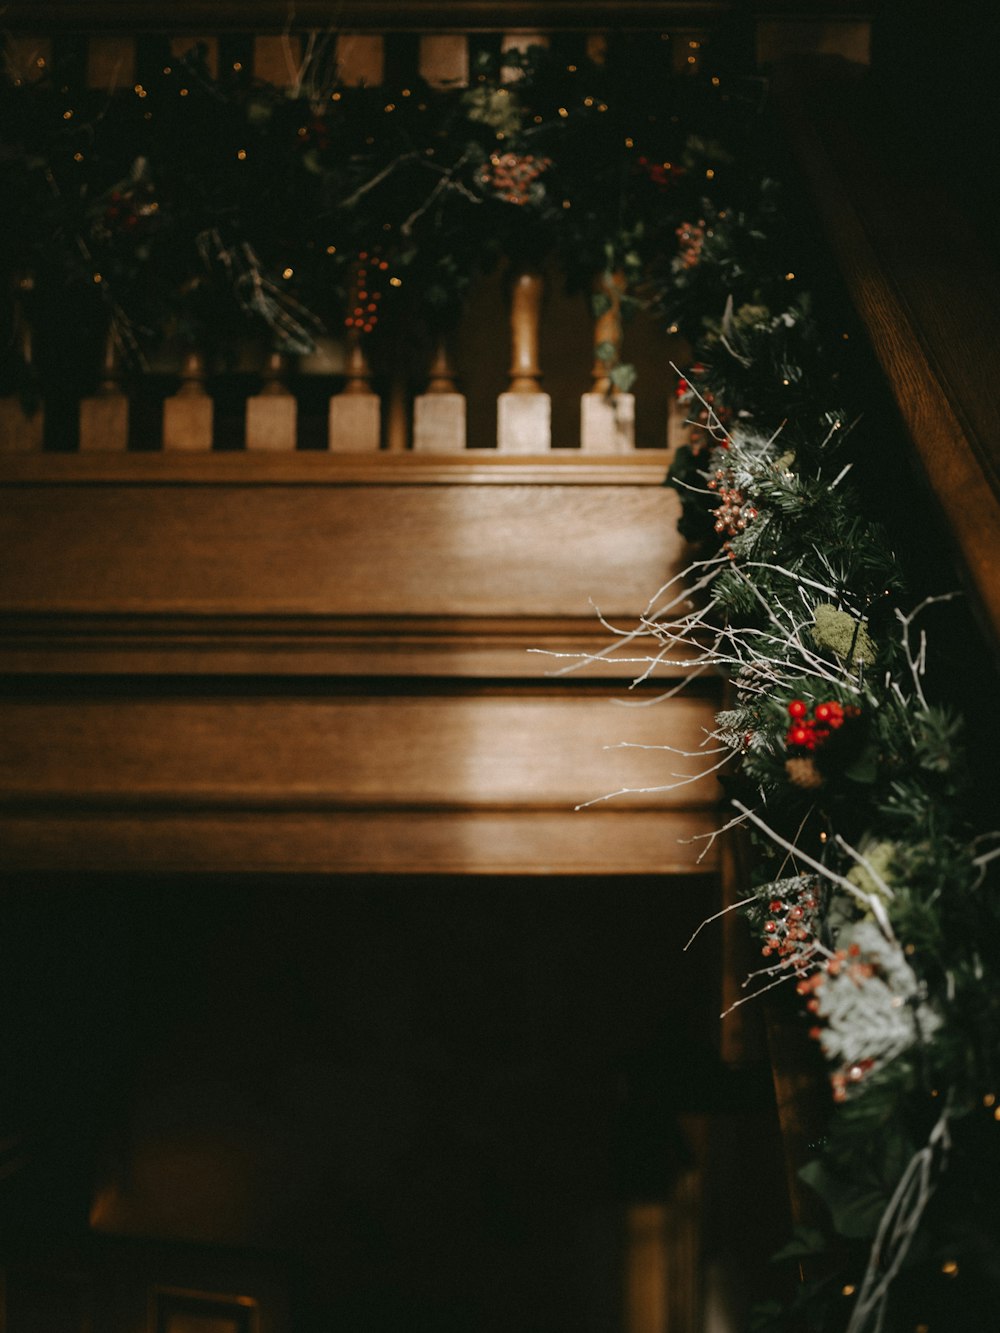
{"left": 786, "top": 756, "right": 824, "bottom": 789}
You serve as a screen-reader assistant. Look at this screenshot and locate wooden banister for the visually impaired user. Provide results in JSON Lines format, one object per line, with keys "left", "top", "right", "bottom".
{"left": 1, "top": 2, "right": 733, "bottom": 33}
{"left": 776, "top": 67, "right": 1000, "bottom": 657}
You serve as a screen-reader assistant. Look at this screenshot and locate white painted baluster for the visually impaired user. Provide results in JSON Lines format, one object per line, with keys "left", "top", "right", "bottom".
{"left": 328, "top": 331, "right": 381, "bottom": 452}
{"left": 170, "top": 36, "right": 219, "bottom": 78}
{"left": 253, "top": 35, "right": 302, "bottom": 87}
{"left": 79, "top": 328, "right": 129, "bottom": 452}
{"left": 0, "top": 278, "right": 44, "bottom": 453}
{"left": 497, "top": 267, "right": 550, "bottom": 452}
{"left": 246, "top": 349, "right": 297, "bottom": 450}
{"left": 581, "top": 269, "right": 635, "bottom": 452}
{"left": 413, "top": 340, "right": 466, "bottom": 452}
{"left": 3, "top": 35, "right": 52, "bottom": 85}
{"left": 500, "top": 30, "right": 550, "bottom": 77}
{"left": 335, "top": 34, "right": 385, "bottom": 87}
{"left": 418, "top": 35, "right": 469, "bottom": 89}
{"left": 162, "top": 347, "right": 213, "bottom": 451}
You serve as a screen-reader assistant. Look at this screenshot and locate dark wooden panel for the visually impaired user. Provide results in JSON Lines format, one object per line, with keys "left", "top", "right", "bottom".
{"left": 0, "top": 808, "right": 720, "bottom": 874}
{"left": 0, "top": 478, "right": 681, "bottom": 620}
{"left": 0, "top": 690, "right": 720, "bottom": 810}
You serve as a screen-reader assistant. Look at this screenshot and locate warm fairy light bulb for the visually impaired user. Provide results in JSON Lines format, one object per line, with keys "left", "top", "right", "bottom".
{"left": 624, "top": 137, "right": 634, "bottom": 148}
{"left": 62, "top": 109, "right": 73, "bottom": 120}
{"left": 557, "top": 106, "right": 568, "bottom": 117}
{"left": 73, "top": 151, "right": 84, "bottom": 161}
{"left": 984, "top": 1093, "right": 996, "bottom": 1107}
{"left": 326, "top": 245, "right": 336, "bottom": 254}
{"left": 237, "top": 148, "right": 247, "bottom": 160}
{"left": 706, "top": 168, "right": 715, "bottom": 178}
{"left": 92, "top": 272, "right": 102, "bottom": 283}
{"left": 841, "top": 1284, "right": 856, "bottom": 1297}
{"left": 180, "top": 87, "right": 189, "bottom": 96}
{"left": 384, "top": 102, "right": 395, "bottom": 112}
{"left": 785, "top": 271, "right": 796, "bottom": 280}
{"left": 282, "top": 267, "right": 293, "bottom": 279}
{"left": 389, "top": 276, "right": 402, "bottom": 287}
{"left": 232, "top": 61, "right": 243, "bottom": 71}
{"left": 941, "top": 1260, "right": 959, "bottom": 1277}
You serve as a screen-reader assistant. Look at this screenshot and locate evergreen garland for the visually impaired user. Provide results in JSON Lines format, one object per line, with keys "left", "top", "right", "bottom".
{"left": 649, "top": 83, "right": 1000, "bottom": 1333}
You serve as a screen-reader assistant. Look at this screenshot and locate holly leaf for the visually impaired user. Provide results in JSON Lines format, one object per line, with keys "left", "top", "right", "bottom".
{"left": 844, "top": 745, "right": 879, "bottom": 785}
{"left": 798, "top": 1159, "right": 885, "bottom": 1239}
{"left": 770, "top": 1224, "right": 828, "bottom": 1262}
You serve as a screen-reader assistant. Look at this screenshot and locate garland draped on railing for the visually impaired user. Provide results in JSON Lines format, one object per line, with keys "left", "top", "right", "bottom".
{"left": 627, "top": 84, "right": 1000, "bottom": 1333}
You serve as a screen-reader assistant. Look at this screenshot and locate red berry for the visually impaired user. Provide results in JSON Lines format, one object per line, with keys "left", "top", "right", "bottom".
{"left": 787, "top": 699, "right": 808, "bottom": 719}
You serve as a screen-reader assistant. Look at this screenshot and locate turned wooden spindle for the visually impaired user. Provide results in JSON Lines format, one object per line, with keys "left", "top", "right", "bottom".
{"left": 328, "top": 275, "right": 381, "bottom": 451}
{"left": 245, "top": 348, "right": 297, "bottom": 450}
{"left": 581, "top": 268, "right": 635, "bottom": 452}
{"left": 162, "top": 347, "right": 213, "bottom": 451}
{"left": 0, "top": 277, "right": 44, "bottom": 452}
{"left": 78, "top": 327, "right": 129, "bottom": 451}
{"left": 497, "top": 267, "right": 550, "bottom": 451}
{"left": 384, "top": 375, "right": 409, "bottom": 453}
{"left": 413, "top": 338, "right": 466, "bottom": 452}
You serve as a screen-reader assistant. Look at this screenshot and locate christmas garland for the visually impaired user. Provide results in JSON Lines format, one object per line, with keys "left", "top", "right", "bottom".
{"left": 0, "top": 33, "right": 745, "bottom": 395}
{"left": 636, "top": 90, "right": 1000, "bottom": 1333}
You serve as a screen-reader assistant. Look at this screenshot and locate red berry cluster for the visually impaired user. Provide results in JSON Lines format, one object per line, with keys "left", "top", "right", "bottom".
{"left": 784, "top": 698, "right": 859, "bottom": 753}
{"left": 479, "top": 152, "right": 551, "bottom": 205}
{"left": 100, "top": 185, "right": 160, "bottom": 239}
{"left": 636, "top": 155, "right": 686, "bottom": 189}
{"left": 706, "top": 467, "right": 757, "bottom": 537}
{"left": 675, "top": 219, "right": 706, "bottom": 268}
{"left": 760, "top": 881, "right": 821, "bottom": 969}
{"left": 344, "top": 251, "right": 389, "bottom": 334}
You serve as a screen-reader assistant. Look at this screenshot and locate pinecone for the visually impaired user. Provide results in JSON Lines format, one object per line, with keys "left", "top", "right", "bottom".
{"left": 786, "top": 756, "right": 824, "bottom": 789}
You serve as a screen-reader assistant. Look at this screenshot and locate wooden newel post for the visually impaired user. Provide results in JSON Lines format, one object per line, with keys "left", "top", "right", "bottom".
{"left": 79, "top": 326, "right": 129, "bottom": 451}
{"left": 0, "top": 276, "right": 44, "bottom": 452}
{"left": 246, "top": 348, "right": 297, "bottom": 450}
{"left": 581, "top": 268, "right": 635, "bottom": 452}
{"left": 497, "top": 267, "right": 551, "bottom": 451}
{"left": 413, "top": 338, "right": 466, "bottom": 452}
{"left": 162, "top": 347, "right": 213, "bottom": 451}
{"left": 328, "top": 274, "right": 381, "bottom": 451}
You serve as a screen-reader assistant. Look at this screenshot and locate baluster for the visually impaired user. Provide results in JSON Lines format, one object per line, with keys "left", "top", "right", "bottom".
{"left": 500, "top": 31, "right": 550, "bottom": 78}
{"left": 384, "top": 375, "right": 409, "bottom": 453}
{"left": 328, "top": 337, "right": 380, "bottom": 452}
{"left": 0, "top": 277, "right": 44, "bottom": 453}
{"left": 170, "top": 37, "right": 219, "bottom": 79}
{"left": 497, "top": 267, "right": 550, "bottom": 452}
{"left": 3, "top": 36, "right": 52, "bottom": 85}
{"left": 78, "top": 328, "right": 129, "bottom": 452}
{"left": 413, "top": 339, "right": 466, "bottom": 453}
{"left": 253, "top": 35, "right": 302, "bottom": 88}
{"left": 245, "top": 348, "right": 297, "bottom": 450}
{"left": 162, "top": 347, "right": 213, "bottom": 451}
{"left": 335, "top": 34, "right": 385, "bottom": 87}
{"left": 86, "top": 35, "right": 135, "bottom": 90}
{"left": 418, "top": 35, "right": 469, "bottom": 89}
{"left": 581, "top": 268, "right": 635, "bottom": 452}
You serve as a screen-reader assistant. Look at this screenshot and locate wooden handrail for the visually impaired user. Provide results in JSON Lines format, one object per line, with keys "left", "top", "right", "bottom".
{"left": 2, "top": 1, "right": 732, "bottom": 32}
{"left": 776, "top": 64, "right": 1000, "bottom": 658}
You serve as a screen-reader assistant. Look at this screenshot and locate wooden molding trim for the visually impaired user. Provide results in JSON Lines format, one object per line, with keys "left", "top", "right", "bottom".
{"left": 0, "top": 808, "right": 722, "bottom": 874}
{"left": 0, "top": 612, "right": 708, "bottom": 678}
{"left": 0, "top": 452, "right": 671, "bottom": 487}
{"left": 1, "top": 2, "right": 731, "bottom": 32}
